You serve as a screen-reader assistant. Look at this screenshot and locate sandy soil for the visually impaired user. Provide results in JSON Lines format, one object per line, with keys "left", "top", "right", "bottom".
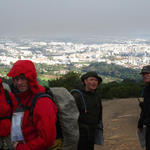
{"left": 94, "top": 98, "right": 143, "bottom": 150}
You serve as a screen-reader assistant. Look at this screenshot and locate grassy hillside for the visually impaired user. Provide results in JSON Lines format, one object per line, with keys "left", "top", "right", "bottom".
{"left": 81, "top": 62, "right": 141, "bottom": 81}
{"left": 0, "top": 62, "right": 141, "bottom": 83}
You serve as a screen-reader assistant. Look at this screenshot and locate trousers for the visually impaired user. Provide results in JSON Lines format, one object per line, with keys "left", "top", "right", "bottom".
{"left": 78, "top": 123, "right": 96, "bottom": 150}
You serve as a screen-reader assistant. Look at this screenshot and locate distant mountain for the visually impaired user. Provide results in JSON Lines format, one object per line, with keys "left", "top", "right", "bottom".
{"left": 81, "top": 62, "right": 141, "bottom": 81}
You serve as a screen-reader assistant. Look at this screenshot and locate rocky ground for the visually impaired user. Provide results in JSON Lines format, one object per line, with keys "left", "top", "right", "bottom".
{"left": 94, "top": 98, "right": 143, "bottom": 150}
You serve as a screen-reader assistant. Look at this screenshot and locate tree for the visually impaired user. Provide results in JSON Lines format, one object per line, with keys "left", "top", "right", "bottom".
{"left": 48, "top": 71, "right": 81, "bottom": 91}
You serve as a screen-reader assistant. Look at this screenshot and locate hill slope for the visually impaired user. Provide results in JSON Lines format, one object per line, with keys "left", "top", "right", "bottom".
{"left": 82, "top": 62, "right": 141, "bottom": 81}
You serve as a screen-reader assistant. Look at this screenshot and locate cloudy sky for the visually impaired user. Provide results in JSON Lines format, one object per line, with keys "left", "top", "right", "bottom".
{"left": 0, "top": 0, "right": 150, "bottom": 37}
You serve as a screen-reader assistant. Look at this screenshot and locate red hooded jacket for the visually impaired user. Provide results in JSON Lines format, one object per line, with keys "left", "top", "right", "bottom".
{"left": 0, "top": 78, "right": 17, "bottom": 136}
{"left": 7, "top": 60, "right": 57, "bottom": 150}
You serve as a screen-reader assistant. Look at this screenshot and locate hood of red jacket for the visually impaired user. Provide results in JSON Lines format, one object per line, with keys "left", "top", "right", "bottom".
{"left": 7, "top": 60, "right": 45, "bottom": 94}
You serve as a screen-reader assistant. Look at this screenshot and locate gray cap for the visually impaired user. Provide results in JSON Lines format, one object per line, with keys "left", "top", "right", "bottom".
{"left": 140, "top": 65, "right": 150, "bottom": 74}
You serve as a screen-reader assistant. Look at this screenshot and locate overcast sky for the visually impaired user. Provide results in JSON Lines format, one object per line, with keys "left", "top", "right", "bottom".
{"left": 0, "top": 0, "right": 150, "bottom": 37}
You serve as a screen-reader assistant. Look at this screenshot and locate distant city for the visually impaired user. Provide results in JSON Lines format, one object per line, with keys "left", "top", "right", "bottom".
{"left": 0, "top": 35, "right": 150, "bottom": 70}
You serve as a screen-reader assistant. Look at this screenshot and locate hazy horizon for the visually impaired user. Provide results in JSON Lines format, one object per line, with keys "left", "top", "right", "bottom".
{"left": 1, "top": 0, "right": 150, "bottom": 38}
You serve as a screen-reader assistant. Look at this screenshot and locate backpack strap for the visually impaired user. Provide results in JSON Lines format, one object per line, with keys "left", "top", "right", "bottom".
{"left": 29, "top": 92, "right": 53, "bottom": 117}
{"left": 29, "top": 91, "right": 63, "bottom": 139}
{"left": 70, "top": 89, "right": 87, "bottom": 113}
{"left": 0, "top": 90, "right": 13, "bottom": 120}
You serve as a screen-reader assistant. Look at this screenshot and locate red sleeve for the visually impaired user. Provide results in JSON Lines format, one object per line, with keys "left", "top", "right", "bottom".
{"left": 0, "top": 92, "right": 18, "bottom": 136}
{"left": 0, "top": 101, "right": 10, "bottom": 117}
{"left": 16, "top": 97, "right": 57, "bottom": 150}
{"left": 0, "top": 92, "right": 17, "bottom": 117}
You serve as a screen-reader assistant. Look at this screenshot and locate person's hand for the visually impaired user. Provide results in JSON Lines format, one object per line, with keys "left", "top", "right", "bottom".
{"left": 13, "top": 142, "right": 19, "bottom": 150}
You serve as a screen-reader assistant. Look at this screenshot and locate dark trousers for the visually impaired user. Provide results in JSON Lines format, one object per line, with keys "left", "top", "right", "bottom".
{"left": 78, "top": 136, "right": 94, "bottom": 150}
{"left": 146, "top": 126, "right": 150, "bottom": 150}
{"left": 78, "top": 123, "right": 96, "bottom": 150}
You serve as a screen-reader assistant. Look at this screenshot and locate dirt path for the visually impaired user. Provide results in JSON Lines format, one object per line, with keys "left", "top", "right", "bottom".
{"left": 95, "top": 98, "right": 142, "bottom": 150}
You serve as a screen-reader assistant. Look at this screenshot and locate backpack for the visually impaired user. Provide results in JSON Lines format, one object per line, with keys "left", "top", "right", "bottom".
{"left": 29, "top": 87, "right": 79, "bottom": 150}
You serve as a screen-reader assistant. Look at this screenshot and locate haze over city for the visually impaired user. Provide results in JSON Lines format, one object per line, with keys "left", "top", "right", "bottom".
{"left": 1, "top": 0, "right": 150, "bottom": 73}
{"left": 0, "top": 0, "right": 150, "bottom": 38}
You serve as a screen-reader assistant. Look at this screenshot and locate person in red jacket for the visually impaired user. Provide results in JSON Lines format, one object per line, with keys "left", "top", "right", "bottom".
{"left": 0, "top": 78, "right": 17, "bottom": 150}
{"left": 7, "top": 60, "right": 57, "bottom": 150}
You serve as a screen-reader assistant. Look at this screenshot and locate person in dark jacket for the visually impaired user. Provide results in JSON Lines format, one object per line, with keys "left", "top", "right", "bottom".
{"left": 7, "top": 60, "right": 57, "bottom": 150}
{"left": 138, "top": 65, "right": 150, "bottom": 150}
{"left": 72, "top": 71, "right": 103, "bottom": 150}
{"left": 0, "top": 78, "right": 17, "bottom": 150}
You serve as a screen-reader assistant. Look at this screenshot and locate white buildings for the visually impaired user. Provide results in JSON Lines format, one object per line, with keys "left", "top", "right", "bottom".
{"left": 0, "top": 38, "right": 150, "bottom": 69}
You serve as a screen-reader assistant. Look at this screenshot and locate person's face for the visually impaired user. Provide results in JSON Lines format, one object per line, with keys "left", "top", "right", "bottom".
{"left": 142, "top": 73, "right": 150, "bottom": 83}
{"left": 13, "top": 74, "right": 29, "bottom": 93}
{"left": 84, "top": 77, "right": 99, "bottom": 92}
